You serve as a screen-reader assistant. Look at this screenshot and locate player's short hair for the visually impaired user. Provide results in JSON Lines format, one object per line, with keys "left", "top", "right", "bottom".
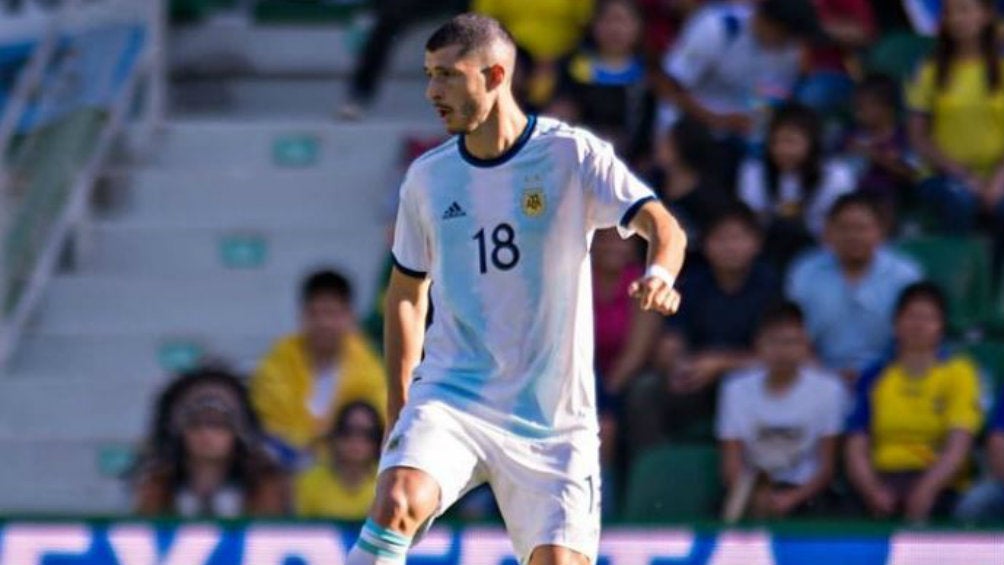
{"left": 825, "top": 192, "right": 884, "bottom": 224}
{"left": 301, "top": 269, "right": 353, "bottom": 306}
{"left": 894, "top": 281, "right": 949, "bottom": 326}
{"left": 757, "top": 301, "right": 805, "bottom": 334}
{"left": 706, "top": 202, "right": 763, "bottom": 238}
{"left": 856, "top": 73, "right": 901, "bottom": 112}
{"left": 425, "top": 13, "right": 516, "bottom": 56}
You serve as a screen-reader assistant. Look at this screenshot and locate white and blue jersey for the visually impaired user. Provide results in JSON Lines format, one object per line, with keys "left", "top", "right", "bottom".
{"left": 391, "top": 116, "right": 656, "bottom": 438}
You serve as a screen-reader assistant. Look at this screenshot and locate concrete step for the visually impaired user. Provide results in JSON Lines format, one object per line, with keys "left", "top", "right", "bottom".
{"left": 0, "top": 439, "right": 131, "bottom": 513}
{"left": 97, "top": 170, "right": 397, "bottom": 228}
{"left": 144, "top": 119, "right": 439, "bottom": 172}
{"left": 8, "top": 333, "right": 277, "bottom": 378}
{"left": 31, "top": 275, "right": 301, "bottom": 335}
{"left": 171, "top": 76, "right": 437, "bottom": 121}
{"left": 169, "top": 18, "right": 437, "bottom": 77}
{"left": 0, "top": 375, "right": 161, "bottom": 441}
{"left": 81, "top": 225, "right": 387, "bottom": 295}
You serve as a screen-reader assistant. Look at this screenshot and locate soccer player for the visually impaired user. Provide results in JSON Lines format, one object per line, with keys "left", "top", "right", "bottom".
{"left": 345, "top": 14, "right": 687, "bottom": 565}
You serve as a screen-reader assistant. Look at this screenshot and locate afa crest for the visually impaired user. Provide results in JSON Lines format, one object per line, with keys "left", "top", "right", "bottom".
{"left": 522, "top": 189, "right": 546, "bottom": 217}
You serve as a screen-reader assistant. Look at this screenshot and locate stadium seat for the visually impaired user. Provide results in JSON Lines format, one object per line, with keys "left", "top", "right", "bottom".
{"left": 968, "top": 341, "right": 1004, "bottom": 394}
{"left": 254, "top": 0, "right": 369, "bottom": 24}
{"left": 864, "top": 32, "right": 935, "bottom": 81}
{"left": 170, "top": 0, "right": 237, "bottom": 23}
{"left": 897, "top": 236, "right": 992, "bottom": 335}
{"left": 986, "top": 277, "right": 1004, "bottom": 337}
{"left": 622, "top": 444, "right": 720, "bottom": 523}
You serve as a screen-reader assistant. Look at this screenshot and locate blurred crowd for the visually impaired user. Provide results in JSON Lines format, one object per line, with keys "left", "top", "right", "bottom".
{"left": 131, "top": 0, "right": 1004, "bottom": 525}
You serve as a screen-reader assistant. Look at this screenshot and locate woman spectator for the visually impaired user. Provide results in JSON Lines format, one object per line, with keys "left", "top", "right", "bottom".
{"left": 907, "top": 0, "right": 1004, "bottom": 277}
{"left": 739, "top": 103, "right": 857, "bottom": 269}
{"left": 549, "top": 0, "right": 654, "bottom": 161}
{"left": 295, "top": 402, "right": 383, "bottom": 520}
{"left": 845, "top": 283, "right": 983, "bottom": 522}
{"left": 592, "top": 229, "right": 662, "bottom": 396}
{"left": 134, "top": 367, "right": 287, "bottom": 517}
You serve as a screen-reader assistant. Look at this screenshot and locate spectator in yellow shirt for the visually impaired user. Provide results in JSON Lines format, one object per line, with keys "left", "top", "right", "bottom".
{"left": 473, "top": 0, "right": 594, "bottom": 107}
{"left": 251, "top": 270, "right": 386, "bottom": 467}
{"left": 295, "top": 402, "right": 383, "bottom": 521}
{"left": 845, "top": 282, "right": 983, "bottom": 522}
{"left": 907, "top": 0, "right": 1004, "bottom": 277}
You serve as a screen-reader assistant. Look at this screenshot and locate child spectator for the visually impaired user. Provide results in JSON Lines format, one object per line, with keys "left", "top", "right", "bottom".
{"left": 473, "top": 0, "right": 594, "bottom": 108}
{"left": 718, "top": 303, "right": 846, "bottom": 519}
{"left": 549, "top": 0, "right": 653, "bottom": 160}
{"left": 787, "top": 193, "right": 922, "bottom": 380}
{"left": 134, "top": 368, "right": 287, "bottom": 517}
{"left": 654, "top": 0, "right": 816, "bottom": 182}
{"left": 845, "top": 283, "right": 983, "bottom": 522}
{"left": 739, "top": 103, "right": 858, "bottom": 269}
{"left": 251, "top": 270, "right": 386, "bottom": 467}
{"left": 652, "top": 117, "right": 732, "bottom": 252}
{"left": 907, "top": 0, "right": 1004, "bottom": 276}
{"left": 846, "top": 74, "right": 917, "bottom": 219}
{"left": 954, "top": 387, "right": 1004, "bottom": 523}
{"left": 592, "top": 229, "right": 662, "bottom": 396}
{"left": 295, "top": 402, "right": 383, "bottom": 520}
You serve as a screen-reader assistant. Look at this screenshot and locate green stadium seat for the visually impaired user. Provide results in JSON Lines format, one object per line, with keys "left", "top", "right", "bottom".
{"left": 968, "top": 341, "right": 1004, "bottom": 394}
{"left": 864, "top": 32, "right": 935, "bottom": 81}
{"left": 622, "top": 444, "right": 720, "bottom": 523}
{"left": 897, "top": 236, "right": 992, "bottom": 335}
{"left": 986, "top": 278, "right": 1004, "bottom": 337}
{"left": 254, "top": 0, "right": 368, "bottom": 24}
{"left": 171, "top": 0, "right": 238, "bottom": 23}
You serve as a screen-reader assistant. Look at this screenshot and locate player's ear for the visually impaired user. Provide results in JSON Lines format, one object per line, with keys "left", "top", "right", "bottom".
{"left": 485, "top": 63, "right": 506, "bottom": 91}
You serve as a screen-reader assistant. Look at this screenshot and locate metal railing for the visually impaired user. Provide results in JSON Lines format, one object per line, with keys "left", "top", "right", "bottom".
{"left": 0, "top": 0, "right": 165, "bottom": 367}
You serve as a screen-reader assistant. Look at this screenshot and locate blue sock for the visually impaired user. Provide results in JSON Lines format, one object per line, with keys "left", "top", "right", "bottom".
{"left": 345, "top": 519, "right": 412, "bottom": 564}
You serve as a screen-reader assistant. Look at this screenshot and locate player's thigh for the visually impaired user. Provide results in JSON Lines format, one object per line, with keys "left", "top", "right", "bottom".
{"left": 489, "top": 432, "right": 601, "bottom": 565}
{"left": 378, "top": 401, "right": 485, "bottom": 524}
{"left": 528, "top": 545, "right": 591, "bottom": 565}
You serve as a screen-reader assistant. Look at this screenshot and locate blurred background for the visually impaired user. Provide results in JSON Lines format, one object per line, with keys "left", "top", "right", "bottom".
{"left": 0, "top": 0, "right": 1002, "bottom": 563}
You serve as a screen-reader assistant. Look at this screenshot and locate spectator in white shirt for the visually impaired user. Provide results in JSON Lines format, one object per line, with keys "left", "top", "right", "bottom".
{"left": 718, "top": 302, "right": 847, "bottom": 519}
{"left": 739, "top": 103, "right": 857, "bottom": 270}
{"left": 653, "top": 0, "right": 818, "bottom": 184}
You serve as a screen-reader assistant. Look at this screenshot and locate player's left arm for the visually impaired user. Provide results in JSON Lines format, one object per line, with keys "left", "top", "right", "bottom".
{"left": 627, "top": 200, "right": 687, "bottom": 315}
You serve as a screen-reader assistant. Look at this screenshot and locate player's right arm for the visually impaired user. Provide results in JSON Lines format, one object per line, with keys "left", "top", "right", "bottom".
{"left": 383, "top": 267, "right": 430, "bottom": 433}
{"left": 385, "top": 168, "right": 433, "bottom": 434}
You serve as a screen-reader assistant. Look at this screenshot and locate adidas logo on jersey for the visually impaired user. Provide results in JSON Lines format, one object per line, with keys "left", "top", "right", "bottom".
{"left": 442, "top": 201, "right": 467, "bottom": 220}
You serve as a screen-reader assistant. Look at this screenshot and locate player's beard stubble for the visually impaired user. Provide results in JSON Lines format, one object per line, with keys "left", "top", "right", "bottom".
{"left": 449, "top": 99, "right": 481, "bottom": 134}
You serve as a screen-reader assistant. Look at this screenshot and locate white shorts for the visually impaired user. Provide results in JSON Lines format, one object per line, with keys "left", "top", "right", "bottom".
{"left": 379, "top": 399, "right": 601, "bottom": 564}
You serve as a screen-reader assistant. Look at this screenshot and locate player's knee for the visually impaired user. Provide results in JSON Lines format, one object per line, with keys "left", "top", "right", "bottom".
{"left": 529, "top": 545, "right": 591, "bottom": 565}
{"left": 372, "top": 475, "right": 439, "bottom": 534}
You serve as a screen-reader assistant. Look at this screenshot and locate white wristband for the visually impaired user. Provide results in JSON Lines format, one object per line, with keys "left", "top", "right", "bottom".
{"left": 645, "top": 264, "right": 676, "bottom": 288}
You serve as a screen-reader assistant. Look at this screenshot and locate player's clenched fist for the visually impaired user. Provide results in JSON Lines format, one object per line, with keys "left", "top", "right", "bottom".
{"left": 628, "top": 274, "right": 681, "bottom": 315}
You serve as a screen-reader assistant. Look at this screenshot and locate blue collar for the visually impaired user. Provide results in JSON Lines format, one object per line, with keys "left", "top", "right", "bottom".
{"left": 458, "top": 114, "right": 537, "bottom": 168}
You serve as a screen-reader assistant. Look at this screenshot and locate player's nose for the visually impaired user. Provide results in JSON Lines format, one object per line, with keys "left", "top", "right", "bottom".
{"left": 425, "top": 82, "right": 442, "bottom": 103}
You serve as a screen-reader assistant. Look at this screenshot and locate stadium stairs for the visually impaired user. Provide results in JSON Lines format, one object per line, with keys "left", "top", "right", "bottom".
{"left": 0, "top": 15, "right": 439, "bottom": 514}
